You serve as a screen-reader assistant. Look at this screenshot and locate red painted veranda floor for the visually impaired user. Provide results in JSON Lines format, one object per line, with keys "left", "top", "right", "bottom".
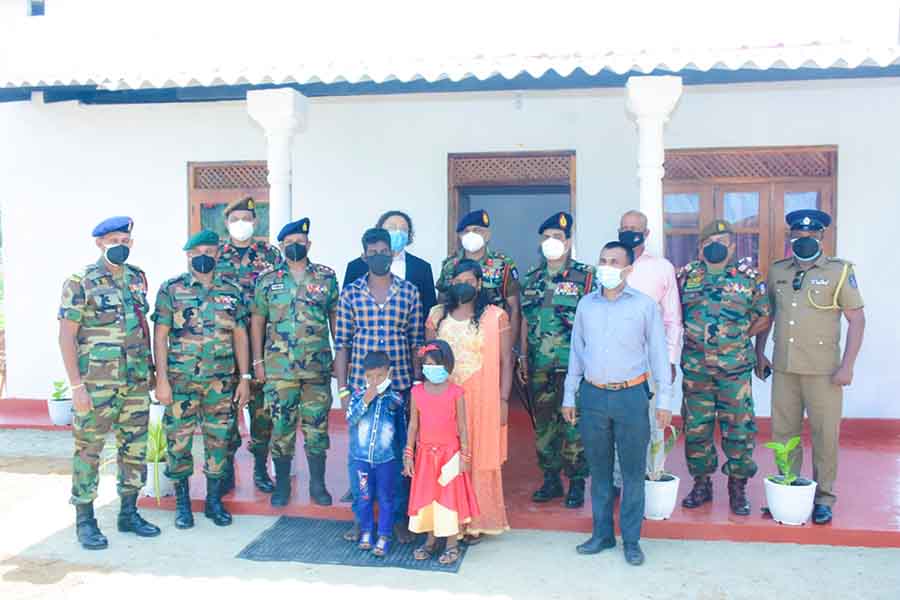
{"left": 3, "top": 399, "right": 899, "bottom": 547}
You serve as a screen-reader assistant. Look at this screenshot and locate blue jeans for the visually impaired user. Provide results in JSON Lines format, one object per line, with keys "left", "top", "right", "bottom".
{"left": 578, "top": 381, "right": 651, "bottom": 544}
{"left": 351, "top": 459, "right": 398, "bottom": 538}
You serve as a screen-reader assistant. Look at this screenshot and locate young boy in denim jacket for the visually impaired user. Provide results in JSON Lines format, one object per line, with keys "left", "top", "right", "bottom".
{"left": 346, "top": 350, "right": 405, "bottom": 556}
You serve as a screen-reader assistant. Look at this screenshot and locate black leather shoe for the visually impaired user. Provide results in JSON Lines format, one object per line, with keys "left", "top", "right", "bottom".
{"left": 727, "top": 476, "right": 751, "bottom": 516}
{"left": 623, "top": 542, "right": 645, "bottom": 566}
{"left": 75, "top": 502, "right": 108, "bottom": 550}
{"left": 565, "top": 479, "right": 585, "bottom": 509}
{"left": 270, "top": 457, "right": 293, "bottom": 507}
{"left": 532, "top": 471, "right": 564, "bottom": 503}
{"left": 682, "top": 476, "right": 713, "bottom": 509}
{"left": 116, "top": 494, "right": 161, "bottom": 537}
{"left": 307, "top": 454, "right": 333, "bottom": 506}
{"left": 174, "top": 478, "right": 194, "bottom": 529}
{"left": 220, "top": 456, "right": 235, "bottom": 496}
{"left": 252, "top": 449, "right": 275, "bottom": 494}
{"left": 812, "top": 504, "right": 833, "bottom": 525}
{"left": 204, "top": 477, "right": 233, "bottom": 526}
{"left": 576, "top": 537, "right": 616, "bottom": 555}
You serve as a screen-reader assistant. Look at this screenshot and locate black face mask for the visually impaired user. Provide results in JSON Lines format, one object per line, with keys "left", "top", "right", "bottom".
{"left": 284, "top": 243, "right": 308, "bottom": 262}
{"left": 366, "top": 254, "right": 392, "bottom": 276}
{"left": 191, "top": 255, "right": 216, "bottom": 274}
{"left": 702, "top": 242, "right": 729, "bottom": 264}
{"left": 618, "top": 230, "right": 645, "bottom": 249}
{"left": 792, "top": 237, "right": 821, "bottom": 261}
{"left": 104, "top": 244, "right": 130, "bottom": 265}
{"left": 449, "top": 282, "right": 477, "bottom": 304}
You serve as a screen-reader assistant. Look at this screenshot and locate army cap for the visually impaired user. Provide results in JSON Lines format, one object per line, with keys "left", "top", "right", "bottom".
{"left": 183, "top": 229, "right": 219, "bottom": 250}
{"left": 277, "top": 218, "right": 310, "bottom": 242}
{"left": 787, "top": 209, "right": 831, "bottom": 231}
{"left": 224, "top": 196, "right": 256, "bottom": 217}
{"left": 538, "top": 211, "right": 573, "bottom": 236}
{"left": 92, "top": 216, "right": 133, "bottom": 237}
{"left": 456, "top": 209, "right": 490, "bottom": 232}
{"left": 700, "top": 219, "right": 733, "bottom": 242}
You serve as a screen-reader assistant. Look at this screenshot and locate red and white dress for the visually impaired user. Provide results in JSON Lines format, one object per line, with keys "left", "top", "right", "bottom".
{"left": 407, "top": 383, "right": 480, "bottom": 537}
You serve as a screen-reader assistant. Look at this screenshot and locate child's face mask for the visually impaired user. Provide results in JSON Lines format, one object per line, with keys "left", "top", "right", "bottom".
{"left": 422, "top": 364, "right": 449, "bottom": 384}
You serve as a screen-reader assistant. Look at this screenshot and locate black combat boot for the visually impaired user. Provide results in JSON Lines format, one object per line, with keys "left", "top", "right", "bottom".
{"left": 727, "top": 476, "right": 751, "bottom": 516}
{"left": 75, "top": 502, "right": 108, "bottom": 550}
{"left": 681, "top": 476, "right": 713, "bottom": 509}
{"left": 307, "top": 453, "right": 333, "bottom": 506}
{"left": 174, "top": 478, "right": 194, "bottom": 529}
{"left": 270, "top": 456, "right": 293, "bottom": 507}
{"left": 116, "top": 493, "right": 161, "bottom": 537}
{"left": 220, "top": 455, "right": 236, "bottom": 495}
{"left": 565, "top": 478, "right": 586, "bottom": 508}
{"left": 252, "top": 449, "right": 275, "bottom": 494}
{"left": 532, "top": 471, "right": 564, "bottom": 503}
{"left": 204, "top": 477, "right": 233, "bottom": 526}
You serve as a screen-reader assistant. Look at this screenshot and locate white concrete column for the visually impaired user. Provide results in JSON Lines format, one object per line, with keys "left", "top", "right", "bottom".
{"left": 625, "top": 76, "right": 683, "bottom": 258}
{"left": 247, "top": 88, "right": 309, "bottom": 243}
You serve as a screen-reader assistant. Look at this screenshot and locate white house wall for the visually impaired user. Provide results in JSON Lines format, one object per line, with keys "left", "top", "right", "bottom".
{"left": 0, "top": 77, "right": 897, "bottom": 417}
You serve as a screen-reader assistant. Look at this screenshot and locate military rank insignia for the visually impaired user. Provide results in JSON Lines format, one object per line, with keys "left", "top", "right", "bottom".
{"left": 306, "top": 283, "right": 327, "bottom": 295}
{"left": 554, "top": 281, "right": 580, "bottom": 296}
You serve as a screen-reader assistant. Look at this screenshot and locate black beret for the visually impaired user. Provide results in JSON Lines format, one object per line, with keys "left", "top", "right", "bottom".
{"left": 224, "top": 196, "right": 257, "bottom": 217}
{"left": 538, "top": 212, "right": 573, "bottom": 236}
{"left": 456, "top": 209, "right": 490, "bottom": 232}
{"left": 277, "top": 218, "right": 310, "bottom": 242}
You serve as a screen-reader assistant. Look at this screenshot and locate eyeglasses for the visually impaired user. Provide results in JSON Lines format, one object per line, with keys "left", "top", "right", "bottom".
{"left": 792, "top": 270, "right": 806, "bottom": 291}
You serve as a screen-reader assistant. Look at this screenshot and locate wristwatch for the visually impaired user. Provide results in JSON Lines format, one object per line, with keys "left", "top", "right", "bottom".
{"left": 240, "top": 373, "right": 252, "bottom": 381}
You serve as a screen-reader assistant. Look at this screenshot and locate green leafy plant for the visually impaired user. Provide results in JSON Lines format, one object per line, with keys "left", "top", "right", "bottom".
{"left": 765, "top": 436, "right": 802, "bottom": 486}
{"left": 647, "top": 425, "right": 679, "bottom": 481}
{"left": 145, "top": 421, "right": 167, "bottom": 504}
{"left": 51, "top": 380, "right": 69, "bottom": 401}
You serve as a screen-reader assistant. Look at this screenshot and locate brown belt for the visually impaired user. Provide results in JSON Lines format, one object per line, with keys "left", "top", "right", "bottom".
{"left": 586, "top": 372, "right": 649, "bottom": 391}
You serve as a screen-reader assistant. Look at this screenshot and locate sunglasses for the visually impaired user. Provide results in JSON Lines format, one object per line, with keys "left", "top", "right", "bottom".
{"left": 792, "top": 270, "right": 806, "bottom": 291}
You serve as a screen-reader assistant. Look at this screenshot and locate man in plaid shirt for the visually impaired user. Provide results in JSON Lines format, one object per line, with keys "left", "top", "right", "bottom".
{"left": 335, "top": 227, "right": 424, "bottom": 543}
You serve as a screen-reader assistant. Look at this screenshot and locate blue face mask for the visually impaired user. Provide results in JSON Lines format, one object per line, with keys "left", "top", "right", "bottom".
{"left": 389, "top": 230, "right": 409, "bottom": 253}
{"left": 422, "top": 364, "right": 449, "bottom": 384}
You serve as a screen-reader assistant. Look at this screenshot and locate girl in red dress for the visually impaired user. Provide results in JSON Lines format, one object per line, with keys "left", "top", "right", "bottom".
{"left": 404, "top": 340, "right": 479, "bottom": 566}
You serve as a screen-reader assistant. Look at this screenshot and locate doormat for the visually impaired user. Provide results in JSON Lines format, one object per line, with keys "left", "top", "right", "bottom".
{"left": 237, "top": 516, "right": 468, "bottom": 573}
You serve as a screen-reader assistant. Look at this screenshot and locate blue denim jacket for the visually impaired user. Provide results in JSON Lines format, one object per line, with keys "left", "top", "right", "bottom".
{"left": 346, "top": 389, "right": 405, "bottom": 465}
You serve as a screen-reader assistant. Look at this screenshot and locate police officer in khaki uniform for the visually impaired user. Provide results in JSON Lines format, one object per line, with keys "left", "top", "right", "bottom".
{"left": 756, "top": 209, "right": 865, "bottom": 525}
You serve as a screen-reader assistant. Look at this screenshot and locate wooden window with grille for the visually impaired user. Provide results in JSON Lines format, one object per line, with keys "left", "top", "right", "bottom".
{"left": 187, "top": 161, "right": 270, "bottom": 239}
{"left": 662, "top": 146, "right": 836, "bottom": 274}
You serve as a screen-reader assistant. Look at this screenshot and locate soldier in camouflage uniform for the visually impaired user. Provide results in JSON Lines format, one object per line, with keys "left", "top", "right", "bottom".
{"left": 57, "top": 216, "right": 161, "bottom": 550}
{"left": 519, "top": 212, "right": 594, "bottom": 509}
{"left": 437, "top": 209, "right": 521, "bottom": 343}
{"left": 251, "top": 218, "right": 339, "bottom": 507}
{"left": 678, "top": 220, "right": 771, "bottom": 515}
{"left": 152, "top": 230, "right": 251, "bottom": 529}
{"left": 216, "top": 196, "right": 283, "bottom": 494}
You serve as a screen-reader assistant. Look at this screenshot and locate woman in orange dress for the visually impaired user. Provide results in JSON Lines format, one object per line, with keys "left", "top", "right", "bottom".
{"left": 425, "top": 259, "right": 514, "bottom": 541}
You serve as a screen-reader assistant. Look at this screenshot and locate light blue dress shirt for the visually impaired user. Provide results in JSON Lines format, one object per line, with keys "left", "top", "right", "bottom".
{"left": 563, "top": 286, "right": 674, "bottom": 411}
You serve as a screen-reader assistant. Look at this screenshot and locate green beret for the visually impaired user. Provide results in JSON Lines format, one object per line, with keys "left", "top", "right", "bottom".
{"left": 183, "top": 229, "right": 220, "bottom": 251}
{"left": 700, "top": 219, "right": 733, "bottom": 242}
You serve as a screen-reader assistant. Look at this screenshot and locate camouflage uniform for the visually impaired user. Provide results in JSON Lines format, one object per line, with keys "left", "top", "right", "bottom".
{"left": 59, "top": 259, "right": 154, "bottom": 505}
{"left": 253, "top": 263, "right": 338, "bottom": 459}
{"left": 152, "top": 272, "right": 248, "bottom": 480}
{"left": 679, "top": 257, "right": 771, "bottom": 478}
{"left": 521, "top": 258, "right": 595, "bottom": 480}
{"left": 436, "top": 248, "right": 519, "bottom": 310}
{"left": 216, "top": 240, "right": 282, "bottom": 455}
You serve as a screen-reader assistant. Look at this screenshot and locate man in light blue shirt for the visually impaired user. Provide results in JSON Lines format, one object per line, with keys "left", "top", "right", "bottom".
{"left": 562, "top": 241, "right": 674, "bottom": 566}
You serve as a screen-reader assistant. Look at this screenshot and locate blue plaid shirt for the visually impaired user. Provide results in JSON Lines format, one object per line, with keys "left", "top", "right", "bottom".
{"left": 335, "top": 275, "right": 424, "bottom": 392}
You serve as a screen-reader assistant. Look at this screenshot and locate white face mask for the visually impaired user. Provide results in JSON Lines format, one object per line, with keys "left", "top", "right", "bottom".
{"left": 541, "top": 238, "right": 566, "bottom": 261}
{"left": 376, "top": 376, "right": 392, "bottom": 394}
{"left": 461, "top": 231, "right": 486, "bottom": 253}
{"left": 597, "top": 265, "right": 625, "bottom": 289}
{"left": 227, "top": 220, "right": 255, "bottom": 242}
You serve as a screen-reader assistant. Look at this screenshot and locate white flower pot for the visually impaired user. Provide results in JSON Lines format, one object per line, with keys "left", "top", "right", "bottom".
{"left": 149, "top": 403, "right": 166, "bottom": 425}
{"left": 764, "top": 476, "right": 817, "bottom": 525}
{"left": 47, "top": 399, "right": 73, "bottom": 426}
{"left": 644, "top": 474, "right": 680, "bottom": 520}
{"left": 141, "top": 462, "right": 175, "bottom": 498}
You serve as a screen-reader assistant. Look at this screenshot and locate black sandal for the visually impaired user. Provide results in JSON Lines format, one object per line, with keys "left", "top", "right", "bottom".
{"left": 413, "top": 541, "right": 438, "bottom": 561}
{"left": 462, "top": 533, "right": 483, "bottom": 546}
{"left": 438, "top": 546, "right": 461, "bottom": 565}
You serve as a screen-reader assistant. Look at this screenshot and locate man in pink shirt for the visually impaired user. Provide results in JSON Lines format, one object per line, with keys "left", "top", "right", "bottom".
{"left": 613, "top": 210, "right": 683, "bottom": 490}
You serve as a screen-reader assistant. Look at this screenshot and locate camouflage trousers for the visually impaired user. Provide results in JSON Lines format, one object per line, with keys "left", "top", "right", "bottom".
{"left": 165, "top": 377, "right": 235, "bottom": 480}
{"left": 265, "top": 378, "right": 332, "bottom": 459}
{"left": 71, "top": 382, "right": 150, "bottom": 505}
{"left": 227, "top": 381, "right": 271, "bottom": 456}
{"left": 682, "top": 366, "right": 758, "bottom": 479}
{"left": 529, "top": 370, "right": 588, "bottom": 480}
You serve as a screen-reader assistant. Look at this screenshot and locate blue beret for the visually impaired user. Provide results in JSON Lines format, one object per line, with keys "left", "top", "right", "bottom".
{"left": 183, "top": 229, "right": 219, "bottom": 250}
{"left": 92, "top": 216, "right": 133, "bottom": 237}
{"left": 538, "top": 212, "right": 573, "bottom": 236}
{"left": 456, "top": 209, "right": 490, "bottom": 233}
{"left": 786, "top": 209, "right": 831, "bottom": 232}
{"left": 277, "top": 218, "right": 310, "bottom": 242}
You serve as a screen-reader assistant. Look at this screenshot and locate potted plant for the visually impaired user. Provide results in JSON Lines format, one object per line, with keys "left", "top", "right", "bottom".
{"left": 141, "top": 419, "right": 175, "bottom": 502}
{"left": 47, "top": 380, "right": 73, "bottom": 426}
{"left": 644, "top": 424, "right": 680, "bottom": 520}
{"left": 763, "top": 436, "right": 817, "bottom": 525}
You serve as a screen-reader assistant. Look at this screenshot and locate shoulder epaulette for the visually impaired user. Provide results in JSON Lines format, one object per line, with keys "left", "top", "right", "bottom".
{"left": 772, "top": 257, "right": 792, "bottom": 265}
{"left": 257, "top": 267, "right": 280, "bottom": 283}
{"left": 313, "top": 263, "right": 336, "bottom": 277}
{"left": 827, "top": 257, "right": 852, "bottom": 266}
{"left": 677, "top": 261, "right": 700, "bottom": 279}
